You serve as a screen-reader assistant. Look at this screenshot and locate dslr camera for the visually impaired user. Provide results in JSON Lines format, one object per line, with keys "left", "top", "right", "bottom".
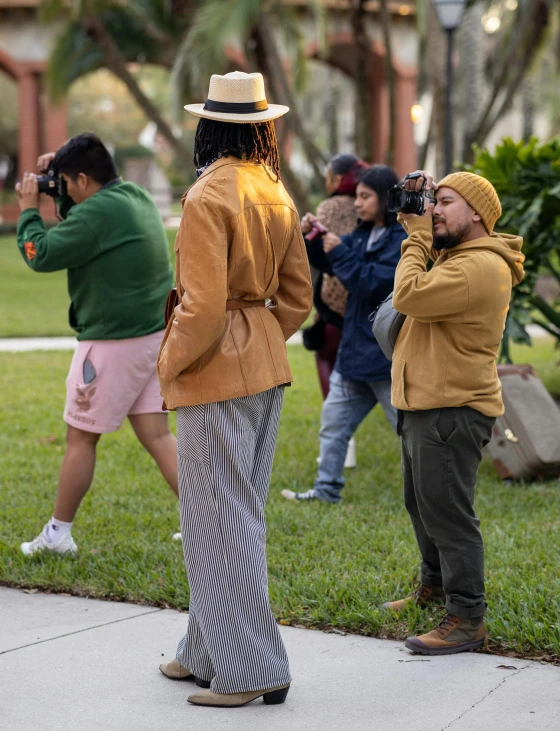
{"left": 388, "top": 172, "right": 435, "bottom": 215}
{"left": 306, "top": 219, "right": 328, "bottom": 242}
{"left": 37, "top": 164, "right": 66, "bottom": 197}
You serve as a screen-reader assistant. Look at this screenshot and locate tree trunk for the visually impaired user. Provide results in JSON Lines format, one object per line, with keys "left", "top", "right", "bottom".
{"left": 379, "top": 0, "right": 396, "bottom": 166}
{"left": 248, "top": 28, "right": 313, "bottom": 212}
{"left": 425, "top": 2, "right": 447, "bottom": 179}
{"left": 82, "top": 14, "right": 192, "bottom": 169}
{"left": 254, "top": 14, "right": 326, "bottom": 191}
{"left": 522, "top": 78, "right": 535, "bottom": 141}
{"left": 351, "top": 0, "right": 372, "bottom": 161}
{"left": 460, "top": 3, "right": 484, "bottom": 160}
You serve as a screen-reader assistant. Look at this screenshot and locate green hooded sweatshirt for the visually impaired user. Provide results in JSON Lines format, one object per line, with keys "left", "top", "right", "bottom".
{"left": 17, "top": 180, "right": 173, "bottom": 341}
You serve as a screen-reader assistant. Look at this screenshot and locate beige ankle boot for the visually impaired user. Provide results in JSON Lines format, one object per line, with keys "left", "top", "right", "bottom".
{"left": 188, "top": 684, "right": 290, "bottom": 708}
{"left": 159, "top": 658, "right": 193, "bottom": 680}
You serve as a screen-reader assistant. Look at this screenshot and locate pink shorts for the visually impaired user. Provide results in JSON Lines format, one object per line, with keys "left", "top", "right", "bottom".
{"left": 64, "top": 330, "right": 166, "bottom": 434}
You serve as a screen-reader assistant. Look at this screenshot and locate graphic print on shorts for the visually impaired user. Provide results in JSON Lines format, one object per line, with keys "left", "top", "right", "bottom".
{"left": 75, "top": 385, "right": 97, "bottom": 412}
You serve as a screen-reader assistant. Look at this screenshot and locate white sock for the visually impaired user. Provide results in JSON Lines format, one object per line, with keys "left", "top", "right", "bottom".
{"left": 46, "top": 517, "right": 73, "bottom": 542}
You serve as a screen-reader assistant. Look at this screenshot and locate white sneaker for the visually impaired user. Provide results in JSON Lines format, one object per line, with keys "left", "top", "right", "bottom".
{"left": 21, "top": 524, "right": 78, "bottom": 556}
{"left": 172, "top": 532, "right": 182, "bottom": 541}
{"left": 344, "top": 437, "right": 357, "bottom": 469}
{"left": 281, "top": 488, "right": 318, "bottom": 502}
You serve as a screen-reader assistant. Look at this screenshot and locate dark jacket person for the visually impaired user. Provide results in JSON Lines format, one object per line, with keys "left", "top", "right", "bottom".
{"left": 282, "top": 165, "right": 406, "bottom": 505}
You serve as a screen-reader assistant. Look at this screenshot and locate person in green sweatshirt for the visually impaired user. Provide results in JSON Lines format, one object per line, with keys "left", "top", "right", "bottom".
{"left": 15, "top": 132, "right": 177, "bottom": 556}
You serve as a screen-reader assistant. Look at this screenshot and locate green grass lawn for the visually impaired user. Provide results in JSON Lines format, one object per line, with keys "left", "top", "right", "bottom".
{"left": 0, "top": 345, "right": 559, "bottom": 661}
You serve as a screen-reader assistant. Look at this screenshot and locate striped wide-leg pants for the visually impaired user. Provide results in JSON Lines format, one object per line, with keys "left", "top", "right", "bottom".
{"left": 175, "top": 387, "right": 291, "bottom": 694}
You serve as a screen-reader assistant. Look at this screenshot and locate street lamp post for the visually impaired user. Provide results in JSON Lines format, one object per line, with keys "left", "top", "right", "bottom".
{"left": 433, "top": 0, "right": 466, "bottom": 175}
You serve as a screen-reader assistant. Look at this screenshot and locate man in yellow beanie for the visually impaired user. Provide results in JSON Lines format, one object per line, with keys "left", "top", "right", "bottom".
{"left": 383, "top": 170, "right": 525, "bottom": 655}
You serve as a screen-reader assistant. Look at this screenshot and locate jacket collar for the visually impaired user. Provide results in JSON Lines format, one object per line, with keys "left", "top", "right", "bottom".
{"left": 183, "top": 157, "right": 264, "bottom": 201}
{"left": 196, "top": 156, "right": 261, "bottom": 183}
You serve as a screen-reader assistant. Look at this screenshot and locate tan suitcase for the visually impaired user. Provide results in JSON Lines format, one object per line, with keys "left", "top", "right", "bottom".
{"left": 488, "top": 364, "right": 560, "bottom": 481}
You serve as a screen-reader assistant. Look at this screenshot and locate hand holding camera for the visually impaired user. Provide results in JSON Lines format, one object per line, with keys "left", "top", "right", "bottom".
{"left": 15, "top": 173, "right": 40, "bottom": 212}
{"left": 388, "top": 170, "right": 437, "bottom": 220}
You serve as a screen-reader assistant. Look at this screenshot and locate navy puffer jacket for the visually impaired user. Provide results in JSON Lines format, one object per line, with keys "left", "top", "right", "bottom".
{"left": 306, "top": 221, "right": 405, "bottom": 382}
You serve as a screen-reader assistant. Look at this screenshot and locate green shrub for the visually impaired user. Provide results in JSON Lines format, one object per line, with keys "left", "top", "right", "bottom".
{"left": 466, "top": 137, "right": 560, "bottom": 361}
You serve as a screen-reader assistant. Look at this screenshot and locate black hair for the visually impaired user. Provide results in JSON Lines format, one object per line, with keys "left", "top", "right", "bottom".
{"left": 53, "top": 133, "right": 117, "bottom": 185}
{"left": 328, "top": 153, "right": 360, "bottom": 176}
{"left": 193, "top": 119, "right": 281, "bottom": 179}
{"left": 358, "top": 164, "right": 399, "bottom": 227}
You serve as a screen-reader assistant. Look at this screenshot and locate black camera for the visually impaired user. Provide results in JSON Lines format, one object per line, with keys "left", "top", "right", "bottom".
{"left": 37, "top": 165, "right": 66, "bottom": 197}
{"left": 388, "top": 173, "right": 435, "bottom": 215}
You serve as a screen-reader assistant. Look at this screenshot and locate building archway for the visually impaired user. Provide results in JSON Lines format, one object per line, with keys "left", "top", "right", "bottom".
{"left": 0, "top": 47, "right": 67, "bottom": 221}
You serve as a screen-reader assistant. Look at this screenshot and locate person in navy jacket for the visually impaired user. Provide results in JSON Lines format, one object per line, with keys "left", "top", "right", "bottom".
{"left": 282, "top": 165, "right": 406, "bottom": 504}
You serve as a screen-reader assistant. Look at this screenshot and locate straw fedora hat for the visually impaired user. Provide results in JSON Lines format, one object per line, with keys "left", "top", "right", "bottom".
{"left": 184, "top": 71, "right": 289, "bottom": 123}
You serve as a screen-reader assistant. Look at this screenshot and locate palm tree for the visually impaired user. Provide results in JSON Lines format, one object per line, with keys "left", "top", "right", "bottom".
{"left": 171, "top": 0, "right": 328, "bottom": 193}
{"left": 42, "top": 0, "right": 194, "bottom": 166}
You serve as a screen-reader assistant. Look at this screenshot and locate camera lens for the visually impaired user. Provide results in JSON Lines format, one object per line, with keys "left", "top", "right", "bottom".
{"left": 388, "top": 188, "right": 408, "bottom": 213}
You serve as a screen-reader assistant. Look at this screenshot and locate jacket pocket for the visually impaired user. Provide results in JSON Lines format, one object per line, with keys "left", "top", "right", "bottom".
{"left": 392, "top": 356, "right": 409, "bottom": 409}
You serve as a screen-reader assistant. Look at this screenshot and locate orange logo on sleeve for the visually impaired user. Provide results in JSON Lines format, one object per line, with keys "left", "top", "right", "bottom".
{"left": 24, "top": 242, "right": 37, "bottom": 260}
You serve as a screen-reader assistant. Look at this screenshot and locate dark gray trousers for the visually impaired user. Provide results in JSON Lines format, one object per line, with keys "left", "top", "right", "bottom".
{"left": 399, "top": 407, "right": 495, "bottom": 619}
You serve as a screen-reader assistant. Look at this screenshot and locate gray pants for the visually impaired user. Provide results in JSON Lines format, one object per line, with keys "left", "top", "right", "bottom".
{"left": 399, "top": 407, "right": 495, "bottom": 619}
{"left": 176, "top": 388, "right": 291, "bottom": 694}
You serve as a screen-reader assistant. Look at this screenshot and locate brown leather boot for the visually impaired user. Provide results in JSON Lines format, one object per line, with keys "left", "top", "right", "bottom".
{"left": 405, "top": 613, "right": 487, "bottom": 655}
{"left": 382, "top": 584, "right": 445, "bottom": 612}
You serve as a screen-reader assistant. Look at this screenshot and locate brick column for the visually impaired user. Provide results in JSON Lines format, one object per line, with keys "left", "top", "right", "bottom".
{"left": 393, "top": 69, "right": 418, "bottom": 177}
{"left": 44, "top": 97, "right": 68, "bottom": 154}
{"left": 18, "top": 72, "right": 41, "bottom": 179}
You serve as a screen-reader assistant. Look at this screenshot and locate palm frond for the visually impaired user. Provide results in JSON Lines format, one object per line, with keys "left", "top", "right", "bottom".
{"left": 274, "top": 5, "right": 310, "bottom": 94}
{"left": 46, "top": 8, "right": 165, "bottom": 101}
{"left": 172, "top": 0, "right": 261, "bottom": 88}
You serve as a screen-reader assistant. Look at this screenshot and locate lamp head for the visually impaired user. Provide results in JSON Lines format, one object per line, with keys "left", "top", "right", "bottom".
{"left": 433, "top": 0, "right": 466, "bottom": 31}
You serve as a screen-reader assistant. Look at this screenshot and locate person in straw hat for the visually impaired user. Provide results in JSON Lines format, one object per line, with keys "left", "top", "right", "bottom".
{"left": 157, "top": 71, "right": 312, "bottom": 708}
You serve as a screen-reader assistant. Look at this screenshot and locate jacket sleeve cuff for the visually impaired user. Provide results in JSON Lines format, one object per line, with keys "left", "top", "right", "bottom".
{"left": 403, "top": 216, "right": 433, "bottom": 234}
{"left": 326, "top": 243, "right": 347, "bottom": 264}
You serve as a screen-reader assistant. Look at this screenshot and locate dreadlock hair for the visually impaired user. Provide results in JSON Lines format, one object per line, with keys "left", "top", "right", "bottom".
{"left": 194, "top": 118, "right": 281, "bottom": 180}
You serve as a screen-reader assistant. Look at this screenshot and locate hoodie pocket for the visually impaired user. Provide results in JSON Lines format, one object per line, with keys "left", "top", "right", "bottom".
{"left": 392, "top": 356, "right": 409, "bottom": 409}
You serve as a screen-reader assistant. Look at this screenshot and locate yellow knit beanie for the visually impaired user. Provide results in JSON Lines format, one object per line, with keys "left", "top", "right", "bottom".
{"left": 437, "top": 172, "right": 502, "bottom": 233}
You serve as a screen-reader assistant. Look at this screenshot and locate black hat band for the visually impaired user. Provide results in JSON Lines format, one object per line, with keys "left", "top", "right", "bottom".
{"left": 203, "top": 98, "right": 269, "bottom": 114}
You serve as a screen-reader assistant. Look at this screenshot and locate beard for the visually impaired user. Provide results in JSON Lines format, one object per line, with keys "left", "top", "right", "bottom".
{"left": 432, "top": 221, "right": 470, "bottom": 250}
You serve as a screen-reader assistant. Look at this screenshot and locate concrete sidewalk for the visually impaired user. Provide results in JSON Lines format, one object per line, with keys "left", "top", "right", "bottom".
{"left": 0, "top": 332, "right": 304, "bottom": 352}
{"left": 0, "top": 324, "right": 552, "bottom": 352}
{"left": 1, "top": 587, "right": 557, "bottom": 731}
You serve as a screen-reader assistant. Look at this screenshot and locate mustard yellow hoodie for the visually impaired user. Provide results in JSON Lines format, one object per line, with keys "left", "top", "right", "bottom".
{"left": 391, "top": 216, "right": 525, "bottom": 417}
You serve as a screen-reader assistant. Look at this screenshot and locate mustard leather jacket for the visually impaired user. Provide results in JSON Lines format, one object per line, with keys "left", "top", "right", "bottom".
{"left": 157, "top": 157, "right": 313, "bottom": 408}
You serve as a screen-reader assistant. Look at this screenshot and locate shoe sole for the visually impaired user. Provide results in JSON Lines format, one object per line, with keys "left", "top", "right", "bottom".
{"left": 382, "top": 598, "right": 446, "bottom": 612}
{"left": 20, "top": 544, "right": 78, "bottom": 557}
{"left": 404, "top": 635, "right": 487, "bottom": 655}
